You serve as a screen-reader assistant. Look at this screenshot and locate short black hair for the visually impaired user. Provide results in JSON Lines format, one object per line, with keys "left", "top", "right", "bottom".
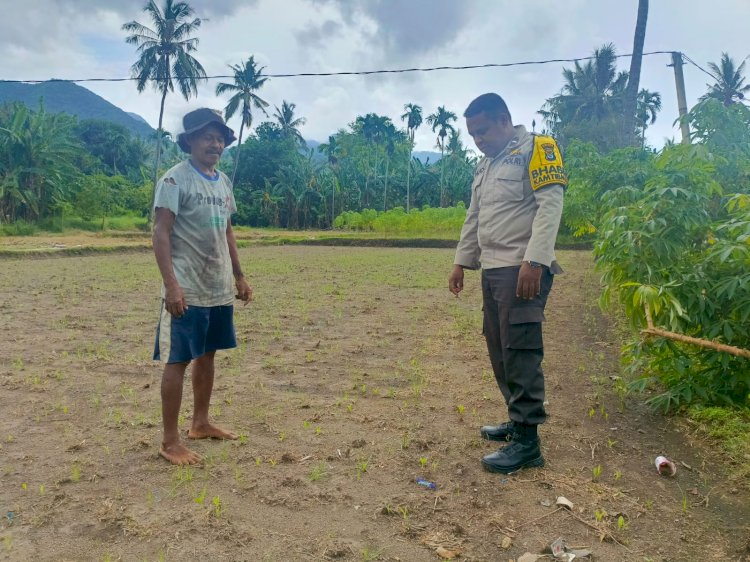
{"left": 463, "top": 93, "right": 512, "bottom": 123}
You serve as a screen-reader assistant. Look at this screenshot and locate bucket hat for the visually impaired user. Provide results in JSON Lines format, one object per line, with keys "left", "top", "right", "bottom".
{"left": 176, "top": 108, "right": 236, "bottom": 153}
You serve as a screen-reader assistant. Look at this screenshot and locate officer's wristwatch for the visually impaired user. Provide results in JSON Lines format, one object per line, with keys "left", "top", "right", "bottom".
{"left": 525, "top": 260, "right": 544, "bottom": 268}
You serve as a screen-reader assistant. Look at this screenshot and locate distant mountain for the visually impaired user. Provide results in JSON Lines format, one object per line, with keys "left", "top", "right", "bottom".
{"left": 0, "top": 80, "right": 154, "bottom": 137}
{"left": 126, "top": 112, "right": 151, "bottom": 127}
{"left": 413, "top": 150, "right": 442, "bottom": 164}
{"left": 305, "top": 139, "right": 442, "bottom": 164}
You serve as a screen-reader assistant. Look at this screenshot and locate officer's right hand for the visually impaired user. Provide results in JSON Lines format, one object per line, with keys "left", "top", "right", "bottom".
{"left": 165, "top": 283, "right": 188, "bottom": 317}
{"left": 448, "top": 265, "right": 465, "bottom": 296}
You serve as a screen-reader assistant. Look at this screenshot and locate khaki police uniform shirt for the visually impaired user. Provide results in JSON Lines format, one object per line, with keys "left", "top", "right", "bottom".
{"left": 454, "top": 125, "right": 565, "bottom": 272}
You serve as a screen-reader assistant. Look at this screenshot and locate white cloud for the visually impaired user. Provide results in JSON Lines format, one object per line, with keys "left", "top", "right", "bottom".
{"left": 2, "top": 0, "right": 750, "bottom": 149}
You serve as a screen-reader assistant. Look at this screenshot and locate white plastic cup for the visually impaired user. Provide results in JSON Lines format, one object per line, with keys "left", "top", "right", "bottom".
{"left": 655, "top": 455, "right": 677, "bottom": 476}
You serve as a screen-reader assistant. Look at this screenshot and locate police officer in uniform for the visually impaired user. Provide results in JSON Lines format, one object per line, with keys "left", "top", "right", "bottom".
{"left": 448, "top": 93, "right": 566, "bottom": 474}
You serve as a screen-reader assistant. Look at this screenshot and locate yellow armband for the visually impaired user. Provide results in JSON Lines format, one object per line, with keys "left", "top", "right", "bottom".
{"left": 528, "top": 135, "right": 567, "bottom": 191}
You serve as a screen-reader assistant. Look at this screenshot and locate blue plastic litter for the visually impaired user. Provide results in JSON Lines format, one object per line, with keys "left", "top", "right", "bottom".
{"left": 415, "top": 478, "right": 437, "bottom": 490}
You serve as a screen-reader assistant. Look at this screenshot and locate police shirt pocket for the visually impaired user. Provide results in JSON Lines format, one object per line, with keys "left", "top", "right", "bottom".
{"left": 485, "top": 165, "right": 525, "bottom": 203}
{"left": 507, "top": 306, "right": 545, "bottom": 350}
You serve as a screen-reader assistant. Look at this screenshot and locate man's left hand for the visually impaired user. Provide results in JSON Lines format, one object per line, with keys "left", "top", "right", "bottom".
{"left": 235, "top": 277, "right": 253, "bottom": 305}
{"left": 516, "top": 262, "right": 543, "bottom": 300}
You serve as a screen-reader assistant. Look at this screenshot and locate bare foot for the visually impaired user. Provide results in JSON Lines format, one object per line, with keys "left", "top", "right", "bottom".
{"left": 187, "top": 422, "right": 238, "bottom": 440}
{"left": 159, "top": 441, "right": 202, "bottom": 465}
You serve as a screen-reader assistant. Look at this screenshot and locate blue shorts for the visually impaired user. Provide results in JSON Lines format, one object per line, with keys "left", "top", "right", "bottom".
{"left": 153, "top": 303, "right": 237, "bottom": 363}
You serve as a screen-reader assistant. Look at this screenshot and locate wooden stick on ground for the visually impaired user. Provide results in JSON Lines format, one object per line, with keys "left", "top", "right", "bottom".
{"left": 642, "top": 305, "right": 750, "bottom": 359}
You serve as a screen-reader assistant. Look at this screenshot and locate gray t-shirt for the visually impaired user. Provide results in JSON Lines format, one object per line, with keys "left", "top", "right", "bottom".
{"left": 154, "top": 160, "right": 237, "bottom": 307}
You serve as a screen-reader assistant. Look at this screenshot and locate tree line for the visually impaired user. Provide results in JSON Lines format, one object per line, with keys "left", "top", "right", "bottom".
{"left": 1, "top": 0, "right": 748, "bottom": 233}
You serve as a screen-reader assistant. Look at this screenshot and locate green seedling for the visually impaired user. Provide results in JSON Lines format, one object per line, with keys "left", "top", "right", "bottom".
{"left": 70, "top": 463, "right": 81, "bottom": 483}
{"left": 194, "top": 486, "right": 207, "bottom": 505}
{"left": 361, "top": 546, "right": 383, "bottom": 561}
{"left": 356, "top": 458, "right": 369, "bottom": 480}
{"left": 212, "top": 496, "right": 223, "bottom": 517}
{"left": 617, "top": 515, "right": 627, "bottom": 530}
{"left": 456, "top": 405, "right": 465, "bottom": 415}
{"left": 419, "top": 457, "right": 428, "bottom": 468}
{"left": 400, "top": 433, "right": 411, "bottom": 450}
{"left": 309, "top": 462, "right": 327, "bottom": 482}
{"left": 614, "top": 470, "right": 623, "bottom": 481}
{"left": 592, "top": 464, "right": 602, "bottom": 481}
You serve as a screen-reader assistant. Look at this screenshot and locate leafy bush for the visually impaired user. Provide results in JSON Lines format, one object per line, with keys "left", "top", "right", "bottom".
{"left": 333, "top": 204, "right": 467, "bottom": 238}
{"left": 595, "top": 100, "right": 750, "bottom": 410}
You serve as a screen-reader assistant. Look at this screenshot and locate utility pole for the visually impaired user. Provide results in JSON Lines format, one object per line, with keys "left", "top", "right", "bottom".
{"left": 670, "top": 52, "right": 691, "bottom": 144}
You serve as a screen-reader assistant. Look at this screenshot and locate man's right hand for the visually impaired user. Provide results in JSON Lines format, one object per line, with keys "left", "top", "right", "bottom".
{"left": 165, "top": 283, "right": 187, "bottom": 317}
{"left": 448, "top": 265, "right": 465, "bottom": 296}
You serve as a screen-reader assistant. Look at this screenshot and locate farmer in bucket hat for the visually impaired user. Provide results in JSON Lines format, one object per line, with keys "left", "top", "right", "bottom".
{"left": 152, "top": 108, "right": 252, "bottom": 465}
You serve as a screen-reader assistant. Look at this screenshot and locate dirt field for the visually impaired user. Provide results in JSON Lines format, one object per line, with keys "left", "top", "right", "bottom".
{"left": 0, "top": 247, "right": 748, "bottom": 561}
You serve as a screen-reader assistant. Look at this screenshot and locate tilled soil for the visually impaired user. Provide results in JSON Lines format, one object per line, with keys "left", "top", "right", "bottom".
{"left": 0, "top": 247, "right": 748, "bottom": 561}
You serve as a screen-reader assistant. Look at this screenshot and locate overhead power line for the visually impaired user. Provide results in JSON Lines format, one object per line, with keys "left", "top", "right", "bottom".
{"left": 0, "top": 51, "right": 678, "bottom": 85}
{"left": 680, "top": 53, "right": 719, "bottom": 82}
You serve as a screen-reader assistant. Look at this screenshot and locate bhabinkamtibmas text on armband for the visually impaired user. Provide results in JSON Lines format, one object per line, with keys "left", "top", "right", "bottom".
{"left": 528, "top": 135, "right": 568, "bottom": 191}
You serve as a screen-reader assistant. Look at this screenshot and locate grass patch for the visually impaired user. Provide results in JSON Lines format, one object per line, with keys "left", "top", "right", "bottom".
{"left": 687, "top": 405, "right": 750, "bottom": 485}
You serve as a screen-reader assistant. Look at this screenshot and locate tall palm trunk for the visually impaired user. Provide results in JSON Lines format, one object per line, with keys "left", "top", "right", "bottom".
{"left": 622, "top": 0, "right": 649, "bottom": 147}
{"left": 439, "top": 146, "right": 446, "bottom": 207}
{"left": 405, "top": 154, "right": 412, "bottom": 212}
{"left": 383, "top": 156, "right": 390, "bottom": 211}
{"left": 149, "top": 83, "right": 169, "bottom": 227}
{"left": 331, "top": 177, "right": 335, "bottom": 227}
{"left": 231, "top": 120, "right": 245, "bottom": 184}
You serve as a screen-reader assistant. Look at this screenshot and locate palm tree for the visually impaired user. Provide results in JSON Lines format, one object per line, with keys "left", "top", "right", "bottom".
{"left": 353, "top": 113, "right": 394, "bottom": 208}
{"left": 274, "top": 101, "right": 307, "bottom": 146}
{"left": 122, "top": 0, "right": 206, "bottom": 220}
{"left": 701, "top": 53, "right": 750, "bottom": 106}
{"left": 426, "top": 106, "right": 457, "bottom": 206}
{"left": 539, "top": 44, "right": 630, "bottom": 149}
{"left": 318, "top": 135, "right": 340, "bottom": 224}
{"left": 635, "top": 89, "right": 662, "bottom": 147}
{"left": 400, "top": 103, "right": 422, "bottom": 212}
{"left": 215, "top": 56, "right": 270, "bottom": 183}
{"left": 622, "top": 0, "right": 649, "bottom": 146}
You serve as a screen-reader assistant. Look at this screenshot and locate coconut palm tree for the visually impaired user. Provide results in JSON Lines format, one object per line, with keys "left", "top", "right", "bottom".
{"left": 122, "top": 0, "right": 206, "bottom": 219}
{"left": 622, "top": 0, "right": 649, "bottom": 146}
{"left": 353, "top": 113, "right": 394, "bottom": 207}
{"left": 426, "top": 106, "right": 457, "bottom": 206}
{"left": 274, "top": 101, "right": 307, "bottom": 146}
{"left": 701, "top": 53, "right": 750, "bottom": 106}
{"left": 539, "top": 44, "right": 633, "bottom": 150}
{"left": 318, "top": 135, "right": 340, "bottom": 223}
{"left": 541, "top": 44, "right": 627, "bottom": 127}
{"left": 215, "top": 56, "right": 270, "bottom": 183}
{"left": 635, "top": 89, "right": 662, "bottom": 147}
{"left": 400, "top": 103, "right": 422, "bottom": 212}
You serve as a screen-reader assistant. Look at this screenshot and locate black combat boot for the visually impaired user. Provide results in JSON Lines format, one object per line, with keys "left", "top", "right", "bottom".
{"left": 481, "top": 423, "right": 544, "bottom": 474}
{"left": 479, "top": 421, "right": 516, "bottom": 442}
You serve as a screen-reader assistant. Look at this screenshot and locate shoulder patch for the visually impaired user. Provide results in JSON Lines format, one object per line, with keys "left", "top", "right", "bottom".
{"left": 528, "top": 135, "right": 567, "bottom": 191}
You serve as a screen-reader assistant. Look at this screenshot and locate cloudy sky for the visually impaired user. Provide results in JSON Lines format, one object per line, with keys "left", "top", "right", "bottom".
{"left": 2, "top": 0, "right": 749, "bottom": 151}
